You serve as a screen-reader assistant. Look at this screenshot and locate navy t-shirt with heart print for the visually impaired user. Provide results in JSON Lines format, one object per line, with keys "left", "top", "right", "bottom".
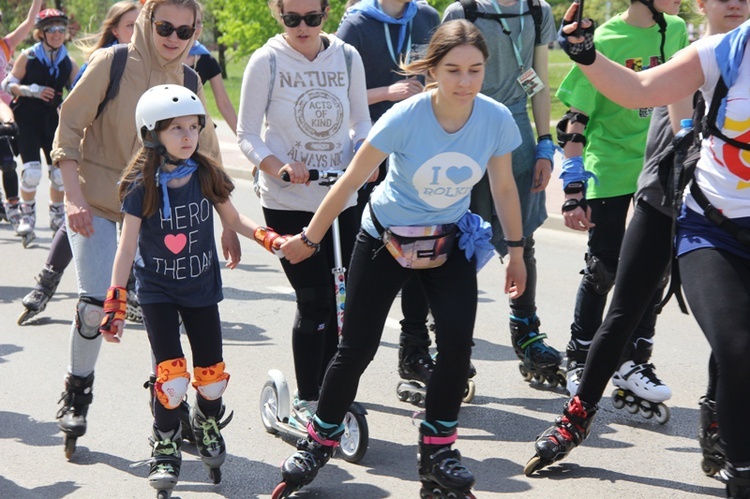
{"left": 122, "top": 172, "right": 223, "bottom": 307}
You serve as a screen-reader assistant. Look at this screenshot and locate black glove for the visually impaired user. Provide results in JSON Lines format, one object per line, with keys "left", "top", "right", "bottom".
{"left": 558, "top": 17, "right": 597, "bottom": 66}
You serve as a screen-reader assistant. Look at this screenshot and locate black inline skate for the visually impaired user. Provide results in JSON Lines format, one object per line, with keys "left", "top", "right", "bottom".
{"left": 396, "top": 332, "right": 435, "bottom": 407}
{"left": 143, "top": 425, "right": 182, "bottom": 499}
{"left": 418, "top": 421, "right": 476, "bottom": 498}
{"left": 272, "top": 418, "right": 344, "bottom": 498}
{"left": 524, "top": 395, "right": 598, "bottom": 476}
{"left": 721, "top": 462, "right": 750, "bottom": 499}
{"left": 18, "top": 265, "right": 63, "bottom": 325}
{"left": 143, "top": 376, "right": 195, "bottom": 444}
{"left": 699, "top": 396, "right": 725, "bottom": 477}
{"left": 57, "top": 372, "right": 94, "bottom": 459}
{"left": 510, "top": 314, "right": 565, "bottom": 388}
{"left": 190, "top": 403, "right": 233, "bottom": 484}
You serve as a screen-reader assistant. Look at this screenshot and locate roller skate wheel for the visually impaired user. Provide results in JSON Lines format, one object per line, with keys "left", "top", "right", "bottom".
{"left": 624, "top": 395, "right": 639, "bottom": 414}
{"left": 17, "top": 309, "right": 33, "bottom": 326}
{"left": 463, "top": 379, "right": 476, "bottom": 404}
{"left": 64, "top": 436, "right": 76, "bottom": 459}
{"left": 546, "top": 374, "right": 558, "bottom": 388}
{"left": 532, "top": 373, "right": 543, "bottom": 383}
{"left": 702, "top": 458, "right": 719, "bottom": 477}
{"left": 653, "top": 403, "right": 670, "bottom": 425}
{"left": 410, "top": 392, "right": 425, "bottom": 408}
{"left": 209, "top": 467, "right": 221, "bottom": 484}
{"left": 523, "top": 455, "right": 544, "bottom": 476}
{"left": 518, "top": 363, "right": 533, "bottom": 382}
{"left": 396, "top": 382, "right": 410, "bottom": 402}
{"left": 611, "top": 389, "right": 625, "bottom": 409}
{"left": 156, "top": 491, "right": 172, "bottom": 499}
{"left": 556, "top": 370, "right": 566, "bottom": 387}
{"left": 272, "top": 481, "right": 293, "bottom": 499}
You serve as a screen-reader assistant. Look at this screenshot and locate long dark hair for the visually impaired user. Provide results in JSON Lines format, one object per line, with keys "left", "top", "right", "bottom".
{"left": 119, "top": 118, "right": 234, "bottom": 218}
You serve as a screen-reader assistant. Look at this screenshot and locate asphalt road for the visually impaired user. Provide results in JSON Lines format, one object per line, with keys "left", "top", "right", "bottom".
{"left": 0, "top": 121, "right": 724, "bottom": 498}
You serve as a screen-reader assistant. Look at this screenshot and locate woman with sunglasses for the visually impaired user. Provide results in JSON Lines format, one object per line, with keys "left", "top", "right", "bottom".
{"left": 18, "top": 1, "right": 143, "bottom": 327}
{"left": 0, "top": 0, "right": 41, "bottom": 227}
{"left": 1, "top": 9, "right": 78, "bottom": 246}
{"left": 50, "top": 0, "right": 238, "bottom": 463}
{"left": 237, "top": 0, "right": 370, "bottom": 432}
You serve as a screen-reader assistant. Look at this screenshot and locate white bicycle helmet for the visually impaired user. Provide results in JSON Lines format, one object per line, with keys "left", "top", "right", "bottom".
{"left": 135, "top": 84, "right": 206, "bottom": 145}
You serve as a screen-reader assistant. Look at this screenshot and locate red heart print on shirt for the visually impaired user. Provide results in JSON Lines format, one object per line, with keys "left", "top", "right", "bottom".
{"left": 164, "top": 234, "right": 187, "bottom": 254}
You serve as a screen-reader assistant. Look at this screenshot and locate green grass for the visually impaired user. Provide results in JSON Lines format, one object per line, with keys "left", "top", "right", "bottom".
{"left": 204, "top": 49, "right": 574, "bottom": 128}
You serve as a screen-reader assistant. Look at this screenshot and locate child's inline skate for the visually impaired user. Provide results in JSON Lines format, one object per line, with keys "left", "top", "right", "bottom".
{"left": 396, "top": 331, "right": 435, "bottom": 407}
{"left": 4, "top": 201, "right": 20, "bottom": 232}
{"left": 135, "top": 425, "right": 182, "bottom": 499}
{"left": 524, "top": 395, "right": 598, "bottom": 475}
{"left": 18, "top": 264, "right": 63, "bottom": 325}
{"left": 510, "top": 314, "right": 565, "bottom": 388}
{"left": 699, "top": 396, "right": 724, "bottom": 477}
{"left": 272, "top": 417, "right": 344, "bottom": 498}
{"left": 17, "top": 201, "right": 36, "bottom": 248}
{"left": 418, "top": 421, "right": 476, "bottom": 498}
{"left": 56, "top": 372, "right": 94, "bottom": 459}
{"left": 610, "top": 360, "right": 671, "bottom": 424}
{"left": 190, "top": 403, "right": 233, "bottom": 484}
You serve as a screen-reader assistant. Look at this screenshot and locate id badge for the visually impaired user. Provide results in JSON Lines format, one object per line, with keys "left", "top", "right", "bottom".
{"left": 517, "top": 68, "right": 545, "bottom": 98}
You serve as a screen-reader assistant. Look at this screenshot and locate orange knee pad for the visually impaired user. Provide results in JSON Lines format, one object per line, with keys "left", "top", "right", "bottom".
{"left": 192, "top": 361, "right": 230, "bottom": 401}
{"left": 154, "top": 357, "right": 191, "bottom": 409}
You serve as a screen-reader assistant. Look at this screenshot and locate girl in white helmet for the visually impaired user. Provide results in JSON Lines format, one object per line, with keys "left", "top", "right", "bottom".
{"left": 99, "top": 84, "right": 279, "bottom": 497}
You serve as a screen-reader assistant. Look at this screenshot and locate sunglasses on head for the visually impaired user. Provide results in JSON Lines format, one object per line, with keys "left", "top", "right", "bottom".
{"left": 151, "top": 17, "right": 195, "bottom": 40}
{"left": 280, "top": 12, "right": 324, "bottom": 28}
{"left": 44, "top": 25, "right": 67, "bottom": 34}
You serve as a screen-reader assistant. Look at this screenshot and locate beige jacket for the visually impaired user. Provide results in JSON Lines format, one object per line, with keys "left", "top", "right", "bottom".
{"left": 51, "top": 4, "right": 221, "bottom": 222}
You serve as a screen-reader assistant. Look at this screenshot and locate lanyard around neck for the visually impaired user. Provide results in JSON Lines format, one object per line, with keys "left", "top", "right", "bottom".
{"left": 489, "top": 0, "right": 525, "bottom": 70}
{"left": 384, "top": 21, "right": 413, "bottom": 66}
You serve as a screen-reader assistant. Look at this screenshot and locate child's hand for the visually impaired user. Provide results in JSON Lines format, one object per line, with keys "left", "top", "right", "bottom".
{"left": 100, "top": 286, "right": 127, "bottom": 343}
{"left": 505, "top": 258, "right": 527, "bottom": 299}
{"left": 280, "top": 234, "right": 317, "bottom": 264}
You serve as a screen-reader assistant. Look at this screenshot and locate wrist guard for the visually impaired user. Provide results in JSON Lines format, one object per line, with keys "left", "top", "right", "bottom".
{"left": 556, "top": 111, "right": 589, "bottom": 148}
{"left": 558, "top": 17, "right": 597, "bottom": 66}
{"left": 100, "top": 286, "right": 127, "bottom": 335}
{"left": 254, "top": 226, "right": 286, "bottom": 256}
{"left": 562, "top": 197, "right": 588, "bottom": 213}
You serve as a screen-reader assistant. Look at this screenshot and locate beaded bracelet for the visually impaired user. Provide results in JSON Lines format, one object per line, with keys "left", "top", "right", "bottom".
{"left": 300, "top": 230, "right": 321, "bottom": 254}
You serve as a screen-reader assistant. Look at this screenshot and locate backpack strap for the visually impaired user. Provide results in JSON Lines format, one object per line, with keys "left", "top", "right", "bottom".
{"left": 95, "top": 43, "right": 128, "bottom": 119}
{"left": 705, "top": 76, "right": 750, "bottom": 151}
{"left": 266, "top": 50, "right": 277, "bottom": 115}
{"left": 528, "top": 0, "right": 543, "bottom": 46}
{"left": 343, "top": 43, "right": 353, "bottom": 97}
{"left": 459, "top": 0, "right": 542, "bottom": 43}
{"left": 182, "top": 64, "right": 199, "bottom": 93}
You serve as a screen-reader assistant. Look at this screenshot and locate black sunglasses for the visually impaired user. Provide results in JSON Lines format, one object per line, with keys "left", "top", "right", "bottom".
{"left": 280, "top": 12, "right": 324, "bottom": 28}
{"left": 151, "top": 17, "right": 195, "bottom": 40}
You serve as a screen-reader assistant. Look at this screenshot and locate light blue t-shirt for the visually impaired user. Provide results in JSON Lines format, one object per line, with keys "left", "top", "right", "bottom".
{"left": 362, "top": 91, "right": 521, "bottom": 237}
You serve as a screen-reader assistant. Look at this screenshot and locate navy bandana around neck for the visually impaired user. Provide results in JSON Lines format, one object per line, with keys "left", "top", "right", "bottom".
{"left": 349, "top": 0, "right": 418, "bottom": 54}
{"left": 157, "top": 157, "right": 199, "bottom": 219}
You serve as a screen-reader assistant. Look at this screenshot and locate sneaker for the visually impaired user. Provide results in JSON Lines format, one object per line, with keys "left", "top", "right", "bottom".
{"left": 566, "top": 360, "right": 584, "bottom": 396}
{"left": 612, "top": 361, "right": 672, "bottom": 403}
{"left": 290, "top": 396, "right": 318, "bottom": 430}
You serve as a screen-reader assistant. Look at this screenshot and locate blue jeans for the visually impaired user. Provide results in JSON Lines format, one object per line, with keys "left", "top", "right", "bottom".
{"left": 66, "top": 214, "right": 118, "bottom": 376}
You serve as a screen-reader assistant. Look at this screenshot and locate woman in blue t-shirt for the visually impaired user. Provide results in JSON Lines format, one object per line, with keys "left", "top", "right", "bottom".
{"left": 272, "top": 20, "right": 525, "bottom": 498}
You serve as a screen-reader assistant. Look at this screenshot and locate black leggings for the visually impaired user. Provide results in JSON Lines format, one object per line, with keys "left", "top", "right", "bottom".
{"left": 263, "top": 207, "right": 357, "bottom": 401}
{"left": 679, "top": 247, "right": 750, "bottom": 465}
{"left": 578, "top": 201, "right": 672, "bottom": 404}
{"left": 142, "top": 303, "right": 224, "bottom": 431}
{"left": 317, "top": 230, "right": 476, "bottom": 426}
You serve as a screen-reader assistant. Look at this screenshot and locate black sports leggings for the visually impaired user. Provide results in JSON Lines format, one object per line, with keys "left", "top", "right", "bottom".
{"left": 679, "top": 247, "right": 750, "bottom": 465}
{"left": 317, "top": 230, "right": 476, "bottom": 426}
{"left": 578, "top": 201, "right": 671, "bottom": 404}
{"left": 262, "top": 207, "right": 357, "bottom": 401}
